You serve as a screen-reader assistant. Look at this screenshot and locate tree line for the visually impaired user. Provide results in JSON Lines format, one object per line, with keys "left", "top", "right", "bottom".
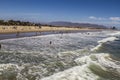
{"left": 0, "top": 19, "right": 41, "bottom": 26}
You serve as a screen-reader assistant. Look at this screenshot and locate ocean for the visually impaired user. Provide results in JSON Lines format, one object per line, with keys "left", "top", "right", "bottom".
{"left": 0, "top": 30, "right": 120, "bottom": 80}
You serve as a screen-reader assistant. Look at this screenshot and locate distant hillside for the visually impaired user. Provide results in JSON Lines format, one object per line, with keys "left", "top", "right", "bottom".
{"left": 49, "top": 21, "right": 107, "bottom": 29}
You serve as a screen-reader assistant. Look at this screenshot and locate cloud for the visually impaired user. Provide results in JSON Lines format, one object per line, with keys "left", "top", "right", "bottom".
{"left": 109, "top": 17, "right": 120, "bottom": 21}
{"left": 89, "top": 16, "right": 97, "bottom": 20}
{"left": 98, "top": 17, "right": 106, "bottom": 20}
{"left": 89, "top": 16, "right": 106, "bottom": 20}
{"left": 89, "top": 16, "right": 120, "bottom": 21}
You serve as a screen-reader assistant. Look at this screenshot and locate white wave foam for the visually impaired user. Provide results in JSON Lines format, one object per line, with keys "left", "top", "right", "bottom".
{"left": 109, "top": 31, "right": 120, "bottom": 36}
{"left": 91, "top": 44, "right": 102, "bottom": 51}
{"left": 41, "top": 65, "right": 99, "bottom": 80}
{"left": 97, "top": 54, "right": 120, "bottom": 69}
{"left": 91, "top": 37, "right": 118, "bottom": 51}
{"left": 0, "top": 52, "right": 119, "bottom": 80}
{"left": 41, "top": 53, "right": 120, "bottom": 80}
{"left": 40, "top": 54, "right": 96, "bottom": 80}
{"left": 98, "top": 37, "right": 118, "bottom": 43}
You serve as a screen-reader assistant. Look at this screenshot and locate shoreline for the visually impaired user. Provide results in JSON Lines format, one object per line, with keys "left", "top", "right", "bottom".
{"left": 0, "top": 29, "right": 105, "bottom": 40}
{"left": 0, "top": 25, "right": 106, "bottom": 40}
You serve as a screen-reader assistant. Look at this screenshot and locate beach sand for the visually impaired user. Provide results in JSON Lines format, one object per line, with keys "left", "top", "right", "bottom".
{"left": 0, "top": 25, "right": 101, "bottom": 34}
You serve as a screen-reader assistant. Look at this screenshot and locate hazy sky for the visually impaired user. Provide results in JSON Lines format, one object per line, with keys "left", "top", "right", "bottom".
{"left": 0, "top": 0, "right": 120, "bottom": 27}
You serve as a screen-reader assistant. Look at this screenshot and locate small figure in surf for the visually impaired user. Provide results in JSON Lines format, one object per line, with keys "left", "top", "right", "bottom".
{"left": 50, "top": 41, "right": 52, "bottom": 45}
{"left": 87, "top": 33, "right": 90, "bottom": 35}
{"left": 0, "top": 44, "right": 1, "bottom": 49}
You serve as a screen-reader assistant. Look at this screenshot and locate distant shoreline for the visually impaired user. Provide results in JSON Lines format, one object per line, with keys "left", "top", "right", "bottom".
{"left": 0, "top": 25, "right": 109, "bottom": 40}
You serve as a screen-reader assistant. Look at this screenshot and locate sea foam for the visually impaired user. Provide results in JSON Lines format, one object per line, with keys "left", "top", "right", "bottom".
{"left": 91, "top": 37, "right": 118, "bottom": 51}
{"left": 41, "top": 53, "right": 120, "bottom": 80}
{"left": 98, "top": 37, "right": 118, "bottom": 43}
{"left": 0, "top": 30, "right": 120, "bottom": 80}
{"left": 109, "top": 31, "right": 120, "bottom": 36}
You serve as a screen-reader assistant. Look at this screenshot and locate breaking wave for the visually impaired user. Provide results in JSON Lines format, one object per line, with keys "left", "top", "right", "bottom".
{"left": 41, "top": 53, "right": 120, "bottom": 80}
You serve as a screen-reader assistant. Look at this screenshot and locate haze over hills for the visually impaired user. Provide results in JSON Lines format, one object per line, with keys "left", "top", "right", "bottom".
{"left": 49, "top": 21, "right": 107, "bottom": 29}
{"left": 0, "top": 20, "right": 107, "bottom": 29}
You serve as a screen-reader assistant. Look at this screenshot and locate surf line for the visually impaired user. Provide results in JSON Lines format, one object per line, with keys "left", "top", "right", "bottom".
{"left": 91, "top": 37, "right": 118, "bottom": 51}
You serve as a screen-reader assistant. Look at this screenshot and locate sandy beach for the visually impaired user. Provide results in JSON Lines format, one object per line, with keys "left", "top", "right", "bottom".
{"left": 0, "top": 25, "right": 101, "bottom": 34}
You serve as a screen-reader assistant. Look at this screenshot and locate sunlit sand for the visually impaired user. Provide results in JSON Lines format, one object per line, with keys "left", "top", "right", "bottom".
{"left": 0, "top": 26, "right": 100, "bottom": 34}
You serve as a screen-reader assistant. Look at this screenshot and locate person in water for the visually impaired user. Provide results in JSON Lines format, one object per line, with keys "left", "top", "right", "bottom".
{"left": 0, "top": 44, "right": 1, "bottom": 49}
{"left": 50, "top": 41, "right": 52, "bottom": 45}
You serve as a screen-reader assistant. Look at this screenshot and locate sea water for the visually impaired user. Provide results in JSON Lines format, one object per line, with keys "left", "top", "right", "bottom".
{"left": 0, "top": 30, "right": 120, "bottom": 80}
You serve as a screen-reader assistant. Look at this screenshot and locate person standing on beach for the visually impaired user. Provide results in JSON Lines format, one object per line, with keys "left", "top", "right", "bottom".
{"left": 16, "top": 31, "right": 20, "bottom": 36}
